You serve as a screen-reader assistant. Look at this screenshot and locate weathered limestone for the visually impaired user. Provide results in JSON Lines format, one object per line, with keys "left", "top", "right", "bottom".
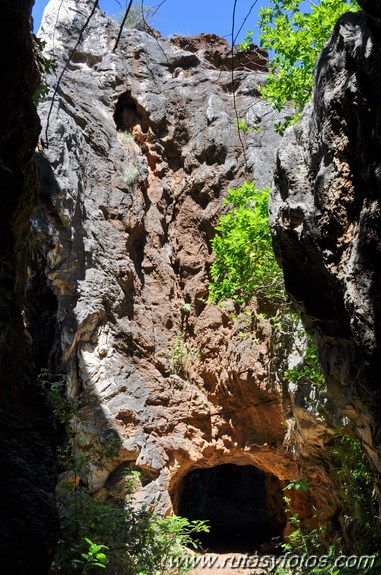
{"left": 0, "top": 1, "right": 58, "bottom": 572}
{"left": 270, "top": 1, "right": 381, "bottom": 485}
{"left": 34, "top": 0, "right": 339, "bottom": 544}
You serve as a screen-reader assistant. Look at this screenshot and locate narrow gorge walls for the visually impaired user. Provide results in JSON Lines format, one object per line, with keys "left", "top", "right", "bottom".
{"left": 270, "top": 0, "right": 381, "bottom": 488}
{"left": 3, "top": 0, "right": 381, "bottom": 567}
{"left": 0, "top": 1, "right": 58, "bottom": 572}
{"left": 34, "top": 0, "right": 343, "bottom": 552}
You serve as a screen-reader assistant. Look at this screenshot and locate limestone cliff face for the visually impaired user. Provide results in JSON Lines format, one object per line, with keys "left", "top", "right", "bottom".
{"left": 270, "top": 2, "right": 381, "bottom": 484}
{"left": 0, "top": 1, "right": 58, "bottom": 572}
{"left": 34, "top": 0, "right": 339, "bottom": 540}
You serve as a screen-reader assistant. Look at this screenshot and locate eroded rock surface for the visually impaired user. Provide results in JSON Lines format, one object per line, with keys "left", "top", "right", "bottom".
{"left": 270, "top": 2, "right": 381, "bottom": 485}
{"left": 34, "top": 0, "right": 339, "bottom": 543}
{"left": 0, "top": 1, "right": 58, "bottom": 572}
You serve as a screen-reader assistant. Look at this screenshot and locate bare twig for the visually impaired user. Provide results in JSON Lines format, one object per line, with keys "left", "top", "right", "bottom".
{"left": 233, "top": 0, "right": 259, "bottom": 45}
{"left": 231, "top": 0, "right": 249, "bottom": 170}
{"left": 112, "top": 0, "right": 133, "bottom": 51}
{"left": 140, "top": 0, "right": 171, "bottom": 68}
{"left": 151, "top": 0, "right": 167, "bottom": 19}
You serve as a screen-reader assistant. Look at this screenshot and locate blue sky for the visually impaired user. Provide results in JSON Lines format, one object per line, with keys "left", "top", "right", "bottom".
{"left": 32, "top": 0, "right": 271, "bottom": 45}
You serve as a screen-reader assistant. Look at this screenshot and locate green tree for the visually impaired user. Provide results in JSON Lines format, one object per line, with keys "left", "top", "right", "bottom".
{"left": 258, "top": 0, "right": 359, "bottom": 133}
{"left": 119, "top": 1, "right": 156, "bottom": 29}
{"left": 208, "top": 182, "right": 284, "bottom": 307}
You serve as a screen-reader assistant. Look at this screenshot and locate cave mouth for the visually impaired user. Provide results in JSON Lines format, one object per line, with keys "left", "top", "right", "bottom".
{"left": 177, "top": 464, "right": 285, "bottom": 553}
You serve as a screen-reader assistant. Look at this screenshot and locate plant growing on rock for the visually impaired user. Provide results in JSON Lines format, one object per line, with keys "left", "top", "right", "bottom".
{"left": 258, "top": 0, "right": 359, "bottom": 133}
{"left": 117, "top": 130, "right": 136, "bottom": 151}
{"left": 42, "top": 370, "right": 208, "bottom": 574}
{"left": 207, "top": 183, "right": 381, "bottom": 568}
{"left": 135, "top": 515, "right": 209, "bottom": 575}
{"left": 208, "top": 182, "right": 284, "bottom": 308}
{"left": 72, "top": 538, "right": 109, "bottom": 573}
{"left": 275, "top": 478, "right": 380, "bottom": 574}
{"left": 123, "top": 164, "right": 139, "bottom": 185}
{"left": 329, "top": 432, "right": 381, "bottom": 556}
{"left": 165, "top": 331, "right": 198, "bottom": 377}
{"left": 118, "top": 2, "right": 156, "bottom": 29}
{"left": 34, "top": 38, "right": 57, "bottom": 106}
{"left": 281, "top": 478, "right": 326, "bottom": 557}
{"left": 285, "top": 335, "right": 325, "bottom": 389}
{"left": 117, "top": 130, "right": 142, "bottom": 186}
{"left": 181, "top": 302, "right": 192, "bottom": 315}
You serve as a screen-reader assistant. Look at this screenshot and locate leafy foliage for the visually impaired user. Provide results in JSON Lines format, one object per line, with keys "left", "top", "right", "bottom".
{"left": 236, "top": 119, "right": 261, "bottom": 135}
{"left": 208, "top": 182, "right": 284, "bottom": 307}
{"left": 42, "top": 370, "right": 209, "bottom": 574}
{"left": 165, "top": 331, "right": 198, "bottom": 376}
{"left": 135, "top": 515, "right": 209, "bottom": 575}
{"left": 284, "top": 477, "right": 309, "bottom": 492}
{"left": 120, "top": 2, "right": 156, "bottom": 29}
{"left": 38, "top": 369, "right": 77, "bottom": 423}
{"left": 239, "top": 30, "right": 254, "bottom": 53}
{"left": 54, "top": 485, "right": 208, "bottom": 575}
{"left": 258, "top": 0, "right": 359, "bottom": 133}
{"left": 34, "top": 38, "right": 57, "bottom": 106}
{"left": 207, "top": 182, "right": 380, "bottom": 573}
{"left": 236, "top": 119, "right": 251, "bottom": 133}
{"left": 281, "top": 479, "right": 326, "bottom": 558}
{"left": 72, "top": 539, "right": 109, "bottom": 573}
{"left": 329, "top": 432, "right": 381, "bottom": 555}
{"left": 285, "top": 335, "right": 325, "bottom": 389}
{"left": 277, "top": 478, "right": 380, "bottom": 575}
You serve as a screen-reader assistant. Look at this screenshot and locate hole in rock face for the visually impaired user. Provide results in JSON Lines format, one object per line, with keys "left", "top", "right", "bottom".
{"left": 114, "top": 92, "right": 149, "bottom": 136}
{"left": 177, "top": 464, "right": 285, "bottom": 553}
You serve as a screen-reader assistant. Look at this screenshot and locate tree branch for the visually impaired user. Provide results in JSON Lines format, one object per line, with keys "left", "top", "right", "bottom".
{"left": 113, "top": 0, "right": 134, "bottom": 52}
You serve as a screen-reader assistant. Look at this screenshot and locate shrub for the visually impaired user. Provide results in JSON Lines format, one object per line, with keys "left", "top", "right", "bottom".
{"left": 119, "top": 2, "right": 156, "bottom": 29}
{"left": 117, "top": 130, "right": 136, "bottom": 151}
{"left": 123, "top": 164, "right": 139, "bottom": 185}
{"left": 34, "top": 38, "right": 57, "bottom": 106}
{"left": 285, "top": 335, "right": 325, "bottom": 389}
{"left": 208, "top": 182, "right": 284, "bottom": 307}
{"left": 42, "top": 371, "right": 208, "bottom": 574}
{"left": 258, "top": 0, "right": 359, "bottom": 133}
{"left": 165, "top": 331, "right": 198, "bottom": 377}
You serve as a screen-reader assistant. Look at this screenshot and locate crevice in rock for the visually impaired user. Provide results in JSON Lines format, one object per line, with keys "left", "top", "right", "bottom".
{"left": 114, "top": 91, "right": 151, "bottom": 135}
{"left": 126, "top": 224, "right": 147, "bottom": 286}
{"left": 195, "top": 143, "right": 227, "bottom": 166}
{"left": 71, "top": 50, "right": 102, "bottom": 67}
{"left": 25, "top": 268, "right": 60, "bottom": 372}
{"left": 162, "top": 139, "right": 183, "bottom": 172}
{"left": 0, "top": 2, "right": 59, "bottom": 567}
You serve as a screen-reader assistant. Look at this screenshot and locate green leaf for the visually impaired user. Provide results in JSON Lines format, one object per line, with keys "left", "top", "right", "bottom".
{"left": 208, "top": 182, "right": 284, "bottom": 307}
{"left": 257, "top": 0, "right": 359, "bottom": 129}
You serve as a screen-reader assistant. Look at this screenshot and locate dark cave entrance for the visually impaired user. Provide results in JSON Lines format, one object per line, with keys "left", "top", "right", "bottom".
{"left": 177, "top": 464, "right": 286, "bottom": 553}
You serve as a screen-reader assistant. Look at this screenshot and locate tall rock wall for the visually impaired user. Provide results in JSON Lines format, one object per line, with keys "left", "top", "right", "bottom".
{"left": 0, "top": 1, "right": 58, "bottom": 572}
{"left": 270, "top": 1, "right": 381, "bottom": 487}
{"left": 34, "top": 0, "right": 340, "bottom": 544}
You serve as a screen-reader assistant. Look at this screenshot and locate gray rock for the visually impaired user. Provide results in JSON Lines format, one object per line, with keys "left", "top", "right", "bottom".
{"left": 271, "top": 5, "right": 381, "bottom": 479}
{"left": 34, "top": 0, "right": 340, "bottom": 537}
{"left": 0, "top": 1, "right": 58, "bottom": 572}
